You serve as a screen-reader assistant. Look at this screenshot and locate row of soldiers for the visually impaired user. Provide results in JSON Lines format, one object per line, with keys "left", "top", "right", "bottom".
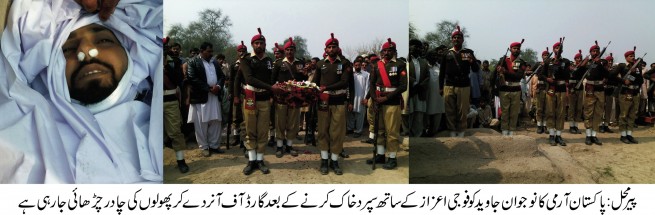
{"left": 223, "top": 29, "right": 406, "bottom": 175}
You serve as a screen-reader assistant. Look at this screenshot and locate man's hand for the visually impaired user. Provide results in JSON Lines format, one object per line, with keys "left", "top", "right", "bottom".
{"left": 75, "top": 0, "right": 119, "bottom": 21}
{"left": 210, "top": 85, "right": 221, "bottom": 95}
{"left": 361, "top": 98, "right": 368, "bottom": 106}
{"left": 497, "top": 66, "right": 505, "bottom": 74}
{"left": 624, "top": 80, "right": 632, "bottom": 85}
{"left": 319, "top": 86, "right": 327, "bottom": 92}
{"left": 374, "top": 95, "right": 388, "bottom": 104}
{"left": 233, "top": 96, "right": 241, "bottom": 104}
{"left": 348, "top": 104, "right": 353, "bottom": 112}
{"left": 271, "top": 84, "right": 286, "bottom": 95}
{"left": 547, "top": 78, "right": 554, "bottom": 83}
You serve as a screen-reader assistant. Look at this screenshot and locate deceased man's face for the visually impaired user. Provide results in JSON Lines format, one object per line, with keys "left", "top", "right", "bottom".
{"left": 62, "top": 24, "right": 128, "bottom": 105}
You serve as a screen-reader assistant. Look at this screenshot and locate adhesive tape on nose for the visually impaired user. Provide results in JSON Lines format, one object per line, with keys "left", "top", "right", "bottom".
{"left": 89, "top": 49, "right": 99, "bottom": 58}
{"left": 77, "top": 52, "right": 85, "bottom": 61}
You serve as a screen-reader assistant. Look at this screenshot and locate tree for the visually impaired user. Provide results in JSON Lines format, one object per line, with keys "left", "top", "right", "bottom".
{"left": 341, "top": 38, "right": 384, "bottom": 60}
{"left": 166, "top": 9, "right": 233, "bottom": 55}
{"left": 422, "top": 20, "right": 469, "bottom": 49}
{"left": 409, "top": 22, "right": 418, "bottom": 40}
{"left": 283, "top": 36, "right": 311, "bottom": 60}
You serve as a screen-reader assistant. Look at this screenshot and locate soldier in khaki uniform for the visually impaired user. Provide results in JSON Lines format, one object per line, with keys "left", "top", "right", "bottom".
{"left": 366, "top": 38, "right": 407, "bottom": 169}
{"left": 438, "top": 26, "right": 480, "bottom": 137}
{"left": 614, "top": 48, "right": 643, "bottom": 144}
{"left": 230, "top": 41, "right": 248, "bottom": 155}
{"left": 271, "top": 38, "right": 305, "bottom": 158}
{"left": 495, "top": 41, "right": 527, "bottom": 137}
{"left": 535, "top": 48, "right": 550, "bottom": 134}
{"left": 313, "top": 33, "right": 352, "bottom": 175}
{"left": 237, "top": 28, "right": 285, "bottom": 175}
{"left": 567, "top": 50, "right": 585, "bottom": 134}
{"left": 577, "top": 42, "right": 609, "bottom": 145}
{"left": 268, "top": 44, "right": 285, "bottom": 147}
{"left": 601, "top": 53, "right": 617, "bottom": 133}
{"left": 540, "top": 40, "right": 571, "bottom": 146}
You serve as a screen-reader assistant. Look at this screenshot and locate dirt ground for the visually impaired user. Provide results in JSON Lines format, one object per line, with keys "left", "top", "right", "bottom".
{"left": 164, "top": 129, "right": 409, "bottom": 184}
{"left": 410, "top": 121, "right": 655, "bottom": 184}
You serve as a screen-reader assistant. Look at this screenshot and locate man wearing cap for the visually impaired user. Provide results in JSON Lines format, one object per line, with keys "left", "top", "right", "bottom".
{"left": 229, "top": 41, "right": 248, "bottom": 154}
{"left": 313, "top": 33, "right": 352, "bottom": 175}
{"left": 613, "top": 48, "right": 643, "bottom": 144}
{"left": 601, "top": 53, "right": 617, "bottom": 133}
{"left": 239, "top": 28, "right": 284, "bottom": 175}
{"left": 408, "top": 39, "right": 429, "bottom": 137}
{"left": 439, "top": 26, "right": 480, "bottom": 137}
{"left": 187, "top": 42, "right": 226, "bottom": 157}
{"left": 367, "top": 38, "right": 407, "bottom": 169}
{"left": 576, "top": 43, "right": 609, "bottom": 145}
{"left": 567, "top": 50, "right": 585, "bottom": 134}
{"left": 271, "top": 38, "right": 304, "bottom": 158}
{"left": 268, "top": 43, "right": 285, "bottom": 148}
{"left": 164, "top": 39, "right": 190, "bottom": 173}
{"left": 540, "top": 41, "right": 571, "bottom": 146}
{"left": 495, "top": 41, "right": 527, "bottom": 137}
{"left": 534, "top": 48, "right": 550, "bottom": 134}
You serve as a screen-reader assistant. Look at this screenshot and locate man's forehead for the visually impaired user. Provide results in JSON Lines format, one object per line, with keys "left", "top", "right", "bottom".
{"left": 67, "top": 24, "right": 115, "bottom": 40}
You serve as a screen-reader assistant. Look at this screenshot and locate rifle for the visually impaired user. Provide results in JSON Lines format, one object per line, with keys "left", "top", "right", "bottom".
{"left": 372, "top": 100, "right": 381, "bottom": 170}
{"left": 525, "top": 51, "right": 554, "bottom": 81}
{"left": 490, "top": 48, "right": 511, "bottom": 97}
{"left": 225, "top": 91, "right": 232, "bottom": 150}
{"left": 613, "top": 51, "right": 647, "bottom": 97}
{"left": 575, "top": 41, "right": 611, "bottom": 89}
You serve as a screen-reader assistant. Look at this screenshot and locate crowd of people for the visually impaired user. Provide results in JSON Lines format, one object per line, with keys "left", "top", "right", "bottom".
{"left": 163, "top": 29, "right": 406, "bottom": 176}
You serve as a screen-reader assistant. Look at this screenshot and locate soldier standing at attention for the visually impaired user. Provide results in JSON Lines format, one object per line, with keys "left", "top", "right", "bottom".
{"left": 496, "top": 40, "right": 527, "bottom": 137}
{"left": 541, "top": 40, "right": 571, "bottom": 146}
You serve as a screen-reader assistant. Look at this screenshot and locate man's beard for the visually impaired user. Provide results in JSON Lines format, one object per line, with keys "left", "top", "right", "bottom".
{"left": 255, "top": 47, "right": 265, "bottom": 54}
{"left": 69, "top": 59, "right": 119, "bottom": 105}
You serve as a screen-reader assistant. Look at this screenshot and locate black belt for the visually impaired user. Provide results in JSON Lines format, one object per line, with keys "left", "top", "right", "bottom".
{"left": 164, "top": 94, "right": 178, "bottom": 102}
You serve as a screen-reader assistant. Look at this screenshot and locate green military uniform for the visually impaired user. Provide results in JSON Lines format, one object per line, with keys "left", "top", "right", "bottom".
{"left": 602, "top": 56, "right": 618, "bottom": 133}
{"left": 272, "top": 56, "right": 306, "bottom": 157}
{"left": 614, "top": 58, "right": 643, "bottom": 144}
{"left": 496, "top": 54, "right": 526, "bottom": 135}
{"left": 368, "top": 55, "right": 407, "bottom": 169}
{"left": 567, "top": 59, "right": 585, "bottom": 134}
{"left": 540, "top": 53, "right": 571, "bottom": 146}
{"left": 534, "top": 59, "right": 549, "bottom": 134}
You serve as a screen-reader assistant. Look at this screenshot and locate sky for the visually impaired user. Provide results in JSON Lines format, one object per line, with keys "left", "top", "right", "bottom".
{"left": 411, "top": 0, "right": 655, "bottom": 65}
{"left": 164, "top": 0, "right": 409, "bottom": 59}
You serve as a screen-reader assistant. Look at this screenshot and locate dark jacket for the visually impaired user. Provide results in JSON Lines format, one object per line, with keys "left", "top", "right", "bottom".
{"left": 187, "top": 55, "right": 225, "bottom": 104}
{"left": 408, "top": 55, "right": 430, "bottom": 100}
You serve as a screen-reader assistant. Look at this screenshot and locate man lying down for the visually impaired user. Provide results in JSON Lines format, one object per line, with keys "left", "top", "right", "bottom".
{"left": 0, "top": 0, "right": 163, "bottom": 183}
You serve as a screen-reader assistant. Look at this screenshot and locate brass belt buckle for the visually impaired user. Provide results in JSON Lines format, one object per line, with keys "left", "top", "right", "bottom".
{"left": 626, "top": 94, "right": 633, "bottom": 101}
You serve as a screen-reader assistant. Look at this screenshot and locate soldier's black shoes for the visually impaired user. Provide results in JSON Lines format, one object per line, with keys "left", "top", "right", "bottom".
{"left": 627, "top": 135, "right": 638, "bottom": 144}
{"left": 339, "top": 150, "right": 350, "bottom": 158}
{"left": 286, "top": 146, "right": 298, "bottom": 157}
{"left": 585, "top": 137, "right": 593, "bottom": 145}
{"left": 361, "top": 138, "right": 375, "bottom": 144}
{"left": 537, "top": 126, "right": 545, "bottom": 134}
{"left": 555, "top": 136, "right": 566, "bottom": 146}
{"left": 320, "top": 159, "right": 329, "bottom": 175}
{"left": 257, "top": 161, "right": 270, "bottom": 174}
{"left": 177, "top": 160, "right": 189, "bottom": 173}
{"left": 599, "top": 126, "right": 606, "bottom": 133}
{"left": 267, "top": 136, "right": 275, "bottom": 147}
{"left": 366, "top": 155, "right": 386, "bottom": 165}
{"left": 209, "top": 148, "right": 225, "bottom": 154}
{"left": 230, "top": 136, "right": 240, "bottom": 146}
{"left": 604, "top": 126, "right": 614, "bottom": 133}
{"left": 620, "top": 136, "right": 630, "bottom": 144}
{"left": 569, "top": 127, "right": 580, "bottom": 134}
{"left": 331, "top": 161, "right": 343, "bottom": 175}
{"left": 275, "top": 147, "right": 284, "bottom": 158}
{"left": 549, "top": 135, "right": 556, "bottom": 146}
{"left": 243, "top": 161, "right": 256, "bottom": 175}
{"left": 382, "top": 158, "right": 397, "bottom": 170}
{"left": 592, "top": 137, "right": 602, "bottom": 145}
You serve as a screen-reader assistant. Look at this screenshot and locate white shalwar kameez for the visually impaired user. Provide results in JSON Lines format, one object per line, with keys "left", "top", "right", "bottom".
{"left": 187, "top": 59, "right": 223, "bottom": 150}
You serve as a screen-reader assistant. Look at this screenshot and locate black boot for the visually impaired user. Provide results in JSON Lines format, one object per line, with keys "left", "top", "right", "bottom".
{"left": 585, "top": 136, "right": 593, "bottom": 145}
{"left": 177, "top": 160, "right": 189, "bottom": 173}
{"left": 267, "top": 136, "right": 275, "bottom": 147}
{"left": 286, "top": 145, "right": 298, "bottom": 157}
{"left": 627, "top": 135, "right": 639, "bottom": 144}
{"left": 573, "top": 127, "right": 580, "bottom": 134}
{"left": 537, "top": 126, "right": 545, "bottom": 134}
{"left": 361, "top": 138, "right": 375, "bottom": 144}
{"left": 382, "top": 158, "right": 398, "bottom": 170}
{"left": 339, "top": 150, "right": 350, "bottom": 158}
{"left": 556, "top": 135, "right": 566, "bottom": 146}
{"left": 549, "top": 135, "right": 556, "bottom": 146}
{"left": 599, "top": 125, "right": 606, "bottom": 133}
{"left": 620, "top": 136, "right": 631, "bottom": 144}
{"left": 569, "top": 127, "right": 576, "bottom": 134}
{"left": 243, "top": 161, "right": 256, "bottom": 175}
{"left": 331, "top": 160, "right": 343, "bottom": 175}
{"left": 257, "top": 160, "right": 270, "bottom": 174}
{"left": 231, "top": 136, "right": 240, "bottom": 146}
{"left": 366, "top": 154, "right": 386, "bottom": 165}
{"left": 592, "top": 136, "right": 602, "bottom": 145}
{"left": 320, "top": 159, "right": 329, "bottom": 175}
{"left": 275, "top": 147, "right": 284, "bottom": 158}
{"left": 604, "top": 125, "right": 614, "bottom": 133}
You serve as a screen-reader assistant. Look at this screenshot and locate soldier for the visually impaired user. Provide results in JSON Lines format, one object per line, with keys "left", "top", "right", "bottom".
{"left": 577, "top": 42, "right": 609, "bottom": 145}
{"left": 271, "top": 38, "right": 305, "bottom": 158}
{"left": 238, "top": 28, "right": 285, "bottom": 175}
{"left": 438, "top": 25, "right": 479, "bottom": 137}
{"left": 614, "top": 47, "right": 643, "bottom": 144}
{"left": 313, "top": 33, "right": 352, "bottom": 175}
{"left": 366, "top": 38, "right": 407, "bottom": 169}
{"left": 535, "top": 48, "right": 550, "bottom": 134}
{"left": 601, "top": 53, "right": 617, "bottom": 133}
{"left": 540, "top": 40, "right": 571, "bottom": 146}
{"left": 495, "top": 41, "right": 527, "bottom": 137}
{"left": 230, "top": 41, "right": 248, "bottom": 156}
{"left": 567, "top": 50, "right": 585, "bottom": 134}
{"left": 268, "top": 44, "right": 285, "bottom": 147}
